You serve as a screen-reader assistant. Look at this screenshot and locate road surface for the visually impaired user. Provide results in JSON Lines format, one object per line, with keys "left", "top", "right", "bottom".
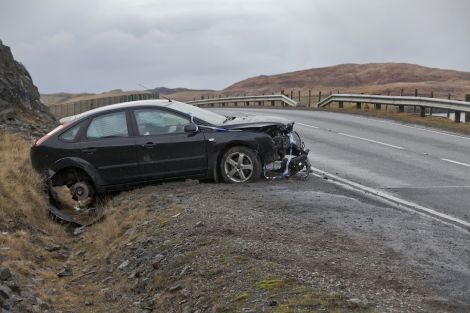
{"left": 216, "top": 108, "right": 470, "bottom": 225}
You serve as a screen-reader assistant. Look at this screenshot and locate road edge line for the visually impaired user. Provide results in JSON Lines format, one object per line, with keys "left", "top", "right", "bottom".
{"left": 309, "top": 166, "right": 470, "bottom": 233}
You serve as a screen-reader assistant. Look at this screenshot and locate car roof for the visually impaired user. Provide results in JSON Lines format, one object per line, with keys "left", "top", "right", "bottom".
{"left": 59, "top": 99, "right": 183, "bottom": 124}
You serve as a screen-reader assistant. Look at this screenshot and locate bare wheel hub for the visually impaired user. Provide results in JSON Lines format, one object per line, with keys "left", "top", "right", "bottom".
{"left": 70, "top": 182, "right": 90, "bottom": 201}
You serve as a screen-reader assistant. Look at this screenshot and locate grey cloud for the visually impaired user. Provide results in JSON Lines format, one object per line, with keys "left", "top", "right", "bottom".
{"left": 1, "top": 0, "right": 469, "bottom": 93}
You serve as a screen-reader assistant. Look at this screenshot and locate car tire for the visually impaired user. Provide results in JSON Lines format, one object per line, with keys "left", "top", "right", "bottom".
{"left": 220, "top": 146, "right": 261, "bottom": 183}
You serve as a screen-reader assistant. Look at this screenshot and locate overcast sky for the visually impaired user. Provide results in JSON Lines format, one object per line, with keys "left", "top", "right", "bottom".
{"left": 1, "top": 0, "right": 469, "bottom": 93}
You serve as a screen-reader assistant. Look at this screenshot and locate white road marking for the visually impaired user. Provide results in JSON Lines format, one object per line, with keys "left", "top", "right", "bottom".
{"left": 387, "top": 185, "right": 470, "bottom": 189}
{"left": 297, "top": 122, "right": 319, "bottom": 129}
{"left": 309, "top": 164, "right": 470, "bottom": 233}
{"left": 338, "top": 133, "right": 405, "bottom": 150}
{"left": 441, "top": 158, "right": 470, "bottom": 168}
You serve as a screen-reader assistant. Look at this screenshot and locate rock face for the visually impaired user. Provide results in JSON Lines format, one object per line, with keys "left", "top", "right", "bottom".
{"left": 0, "top": 39, "right": 55, "bottom": 136}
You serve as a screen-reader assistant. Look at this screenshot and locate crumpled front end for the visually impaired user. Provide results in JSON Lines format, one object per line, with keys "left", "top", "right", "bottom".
{"left": 261, "top": 124, "right": 311, "bottom": 179}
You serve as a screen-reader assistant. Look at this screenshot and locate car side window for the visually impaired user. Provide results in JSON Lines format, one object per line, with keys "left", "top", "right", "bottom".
{"left": 134, "top": 109, "right": 189, "bottom": 136}
{"left": 86, "top": 111, "right": 128, "bottom": 139}
{"left": 59, "top": 124, "right": 81, "bottom": 142}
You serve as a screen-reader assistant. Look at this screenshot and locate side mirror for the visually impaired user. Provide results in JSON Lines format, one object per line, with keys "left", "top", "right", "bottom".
{"left": 184, "top": 123, "right": 198, "bottom": 133}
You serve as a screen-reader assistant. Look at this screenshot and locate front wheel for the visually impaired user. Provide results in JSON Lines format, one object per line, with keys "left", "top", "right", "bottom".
{"left": 220, "top": 146, "right": 261, "bottom": 183}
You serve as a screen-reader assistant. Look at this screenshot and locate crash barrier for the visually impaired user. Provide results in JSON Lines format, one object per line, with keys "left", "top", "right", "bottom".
{"left": 187, "top": 94, "right": 298, "bottom": 108}
{"left": 49, "top": 92, "right": 158, "bottom": 119}
{"left": 317, "top": 93, "right": 470, "bottom": 123}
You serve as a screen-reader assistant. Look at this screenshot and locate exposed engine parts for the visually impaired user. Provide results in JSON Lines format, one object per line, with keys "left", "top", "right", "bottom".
{"left": 256, "top": 124, "right": 311, "bottom": 179}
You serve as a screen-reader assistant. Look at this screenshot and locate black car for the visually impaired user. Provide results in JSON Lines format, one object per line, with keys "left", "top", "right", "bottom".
{"left": 31, "top": 100, "right": 310, "bottom": 201}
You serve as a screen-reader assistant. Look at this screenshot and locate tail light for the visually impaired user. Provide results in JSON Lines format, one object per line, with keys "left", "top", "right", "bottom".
{"left": 32, "top": 124, "right": 67, "bottom": 147}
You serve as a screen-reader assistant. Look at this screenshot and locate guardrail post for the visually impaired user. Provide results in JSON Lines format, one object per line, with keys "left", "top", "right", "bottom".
{"left": 298, "top": 90, "right": 301, "bottom": 102}
{"left": 308, "top": 90, "right": 311, "bottom": 108}
{"left": 455, "top": 111, "right": 461, "bottom": 123}
{"left": 415, "top": 89, "right": 418, "bottom": 97}
{"left": 397, "top": 89, "right": 404, "bottom": 112}
{"left": 317, "top": 91, "right": 322, "bottom": 108}
{"left": 290, "top": 90, "right": 293, "bottom": 99}
{"left": 420, "top": 106, "right": 426, "bottom": 117}
{"left": 356, "top": 102, "right": 361, "bottom": 109}
{"left": 375, "top": 103, "right": 381, "bottom": 110}
{"left": 338, "top": 101, "right": 343, "bottom": 109}
{"left": 271, "top": 100, "right": 275, "bottom": 107}
{"left": 465, "top": 94, "right": 470, "bottom": 122}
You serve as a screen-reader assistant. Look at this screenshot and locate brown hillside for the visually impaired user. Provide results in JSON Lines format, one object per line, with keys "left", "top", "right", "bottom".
{"left": 223, "top": 63, "right": 470, "bottom": 99}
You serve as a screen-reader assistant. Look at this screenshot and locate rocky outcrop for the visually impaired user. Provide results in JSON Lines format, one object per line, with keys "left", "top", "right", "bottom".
{"left": 0, "top": 39, "right": 56, "bottom": 137}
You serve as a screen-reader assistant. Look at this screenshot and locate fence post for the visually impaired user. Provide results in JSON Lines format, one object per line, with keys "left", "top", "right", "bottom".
{"left": 298, "top": 90, "right": 301, "bottom": 103}
{"left": 308, "top": 90, "right": 311, "bottom": 108}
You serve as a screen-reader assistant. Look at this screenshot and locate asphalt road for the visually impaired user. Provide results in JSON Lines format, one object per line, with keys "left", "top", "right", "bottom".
{"left": 215, "top": 108, "right": 470, "bottom": 224}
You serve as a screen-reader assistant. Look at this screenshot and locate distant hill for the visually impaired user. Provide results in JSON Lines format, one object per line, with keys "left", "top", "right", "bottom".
{"left": 223, "top": 63, "right": 470, "bottom": 99}
{"left": 42, "top": 87, "right": 217, "bottom": 106}
{"left": 42, "top": 63, "right": 470, "bottom": 105}
{"left": 152, "top": 87, "right": 214, "bottom": 95}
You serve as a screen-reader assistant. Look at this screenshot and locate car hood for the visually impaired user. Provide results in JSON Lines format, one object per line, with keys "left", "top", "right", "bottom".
{"left": 221, "top": 115, "right": 293, "bottom": 130}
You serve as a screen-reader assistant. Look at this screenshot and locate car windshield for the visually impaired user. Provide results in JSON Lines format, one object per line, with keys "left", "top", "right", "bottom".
{"left": 167, "top": 102, "right": 226, "bottom": 125}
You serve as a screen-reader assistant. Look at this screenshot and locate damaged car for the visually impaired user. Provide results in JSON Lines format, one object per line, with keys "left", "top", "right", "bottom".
{"left": 31, "top": 100, "right": 310, "bottom": 203}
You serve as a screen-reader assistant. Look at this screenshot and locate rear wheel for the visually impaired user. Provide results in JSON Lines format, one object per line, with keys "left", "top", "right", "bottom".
{"left": 220, "top": 146, "right": 261, "bottom": 183}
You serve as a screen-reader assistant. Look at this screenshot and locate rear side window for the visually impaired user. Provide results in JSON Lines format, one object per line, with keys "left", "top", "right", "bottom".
{"left": 86, "top": 111, "right": 128, "bottom": 139}
{"left": 59, "top": 124, "right": 81, "bottom": 142}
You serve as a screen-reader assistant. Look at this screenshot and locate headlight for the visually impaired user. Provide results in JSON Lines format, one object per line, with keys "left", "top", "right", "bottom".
{"left": 290, "top": 131, "right": 304, "bottom": 150}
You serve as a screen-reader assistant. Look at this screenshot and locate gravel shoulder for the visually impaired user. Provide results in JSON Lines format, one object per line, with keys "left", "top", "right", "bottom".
{"left": 30, "top": 176, "right": 468, "bottom": 313}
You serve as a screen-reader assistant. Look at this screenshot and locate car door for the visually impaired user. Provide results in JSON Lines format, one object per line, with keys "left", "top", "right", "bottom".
{"left": 79, "top": 110, "right": 139, "bottom": 185}
{"left": 131, "top": 108, "right": 208, "bottom": 180}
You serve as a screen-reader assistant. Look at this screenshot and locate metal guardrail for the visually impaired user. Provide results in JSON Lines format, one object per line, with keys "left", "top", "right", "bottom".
{"left": 187, "top": 94, "right": 298, "bottom": 107}
{"left": 318, "top": 94, "right": 470, "bottom": 113}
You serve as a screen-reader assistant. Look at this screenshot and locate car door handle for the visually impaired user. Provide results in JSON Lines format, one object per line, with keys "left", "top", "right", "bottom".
{"left": 142, "top": 142, "right": 155, "bottom": 148}
{"left": 82, "top": 147, "right": 96, "bottom": 154}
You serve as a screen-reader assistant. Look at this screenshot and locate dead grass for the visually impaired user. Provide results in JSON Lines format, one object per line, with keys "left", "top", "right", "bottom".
{"left": 0, "top": 132, "right": 61, "bottom": 233}
{"left": 0, "top": 132, "right": 70, "bottom": 306}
